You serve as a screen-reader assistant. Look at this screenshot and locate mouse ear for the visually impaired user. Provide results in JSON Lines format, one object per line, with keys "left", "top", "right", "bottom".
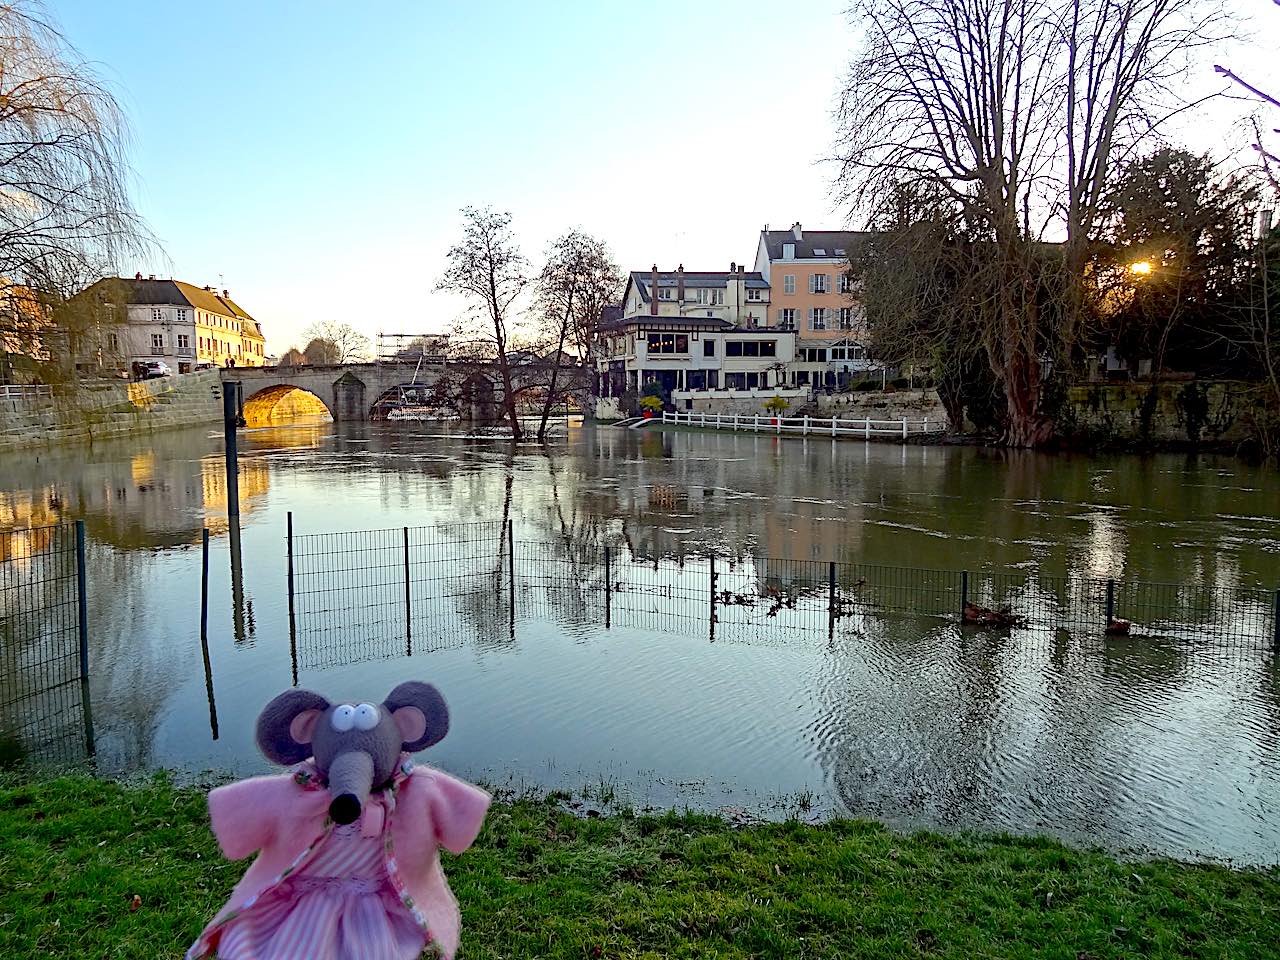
{"left": 256, "top": 689, "right": 330, "bottom": 765}
{"left": 384, "top": 681, "right": 449, "bottom": 752}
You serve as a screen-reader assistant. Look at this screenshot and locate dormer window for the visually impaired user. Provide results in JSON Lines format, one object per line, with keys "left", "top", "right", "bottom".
{"left": 782, "top": 242, "right": 795, "bottom": 259}
{"left": 658, "top": 287, "right": 674, "bottom": 300}
{"left": 814, "top": 248, "right": 826, "bottom": 256}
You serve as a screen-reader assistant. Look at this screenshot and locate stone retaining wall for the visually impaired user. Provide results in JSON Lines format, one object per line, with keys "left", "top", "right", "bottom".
{"left": 813, "top": 389, "right": 946, "bottom": 422}
{"left": 1061, "top": 381, "right": 1255, "bottom": 446}
{"left": 0, "top": 370, "right": 223, "bottom": 453}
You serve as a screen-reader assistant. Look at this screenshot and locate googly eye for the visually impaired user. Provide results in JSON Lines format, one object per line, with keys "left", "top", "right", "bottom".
{"left": 331, "top": 704, "right": 356, "bottom": 732}
{"left": 354, "top": 702, "right": 380, "bottom": 731}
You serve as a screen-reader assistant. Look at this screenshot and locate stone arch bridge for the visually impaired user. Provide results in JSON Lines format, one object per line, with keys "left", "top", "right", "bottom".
{"left": 224, "top": 360, "right": 593, "bottom": 426}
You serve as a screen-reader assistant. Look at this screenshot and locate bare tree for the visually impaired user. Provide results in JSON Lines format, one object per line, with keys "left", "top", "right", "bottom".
{"left": 302, "top": 320, "right": 370, "bottom": 363}
{"left": 835, "top": 0, "right": 1231, "bottom": 446}
{"left": 0, "top": 2, "right": 151, "bottom": 382}
{"left": 531, "top": 230, "right": 621, "bottom": 441}
{"left": 437, "top": 206, "right": 530, "bottom": 440}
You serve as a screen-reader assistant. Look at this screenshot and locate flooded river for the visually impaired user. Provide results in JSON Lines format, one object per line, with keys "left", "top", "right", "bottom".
{"left": 1, "top": 421, "right": 1278, "bottom": 864}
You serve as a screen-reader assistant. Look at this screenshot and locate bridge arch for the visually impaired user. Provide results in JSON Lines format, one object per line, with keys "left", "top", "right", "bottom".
{"left": 243, "top": 384, "right": 333, "bottom": 427}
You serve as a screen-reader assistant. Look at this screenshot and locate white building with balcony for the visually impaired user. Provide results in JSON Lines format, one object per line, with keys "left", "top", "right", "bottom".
{"left": 596, "top": 265, "right": 803, "bottom": 410}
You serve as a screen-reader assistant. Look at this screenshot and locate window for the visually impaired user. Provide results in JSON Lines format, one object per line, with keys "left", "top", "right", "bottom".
{"left": 177, "top": 334, "right": 190, "bottom": 351}
{"left": 107, "top": 333, "right": 119, "bottom": 351}
{"left": 811, "top": 307, "right": 828, "bottom": 330}
{"left": 779, "top": 308, "right": 796, "bottom": 328}
{"left": 813, "top": 248, "right": 826, "bottom": 256}
{"left": 747, "top": 289, "right": 763, "bottom": 302}
{"left": 724, "top": 340, "right": 777, "bottom": 358}
{"left": 746, "top": 372, "right": 760, "bottom": 389}
{"left": 151, "top": 308, "right": 165, "bottom": 322}
{"left": 176, "top": 309, "right": 189, "bottom": 323}
{"left": 782, "top": 242, "right": 795, "bottom": 259}
{"left": 711, "top": 288, "right": 724, "bottom": 305}
{"left": 832, "top": 348, "right": 846, "bottom": 360}
{"left": 783, "top": 275, "right": 795, "bottom": 295}
{"left": 834, "top": 247, "right": 846, "bottom": 256}
{"left": 658, "top": 287, "right": 674, "bottom": 301}
{"left": 646, "top": 333, "right": 688, "bottom": 354}
{"left": 839, "top": 307, "right": 854, "bottom": 329}
{"left": 839, "top": 274, "right": 853, "bottom": 294}
{"left": 703, "top": 339, "right": 715, "bottom": 357}
{"left": 151, "top": 333, "right": 164, "bottom": 351}
{"left": 809, "top": 274, "right": 829, "bottom": 294}
{"left": 803, "top": 347, "right": 828, "bottom": 363}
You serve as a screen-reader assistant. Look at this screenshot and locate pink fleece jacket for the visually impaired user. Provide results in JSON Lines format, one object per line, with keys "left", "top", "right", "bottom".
{"left": 191, "top": 762, "right": 489, "bottom": 960}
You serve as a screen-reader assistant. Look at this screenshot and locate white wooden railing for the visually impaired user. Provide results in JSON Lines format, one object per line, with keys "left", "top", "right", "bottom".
{"left": 662, "top": 409, "right": 945, "bottom": 439}
{"left": 0, "top": 383, "right": 52, "bottom": 401}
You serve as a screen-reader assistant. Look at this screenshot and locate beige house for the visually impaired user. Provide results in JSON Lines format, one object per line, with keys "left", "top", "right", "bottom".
{"left": 753, "top": 224, "right": 876, "bottom": 388}
{"left": 83, "top": 275, "right": 267, "bottom": 374}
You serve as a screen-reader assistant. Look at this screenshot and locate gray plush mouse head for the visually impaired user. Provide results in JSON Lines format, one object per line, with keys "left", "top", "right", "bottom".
{"left": 256, "top": 681, "right": 449, "bottom": 825}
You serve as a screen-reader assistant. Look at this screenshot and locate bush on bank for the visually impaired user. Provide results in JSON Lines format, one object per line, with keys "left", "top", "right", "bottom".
{"left": 1, "top": 772, "right": 1276, "bottom": 959}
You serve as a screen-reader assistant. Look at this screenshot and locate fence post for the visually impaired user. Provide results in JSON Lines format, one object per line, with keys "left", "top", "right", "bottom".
{"left": 604, "top": 546, "right": 612, "bottom": 629}
{"left": 901, "top": 417, "right": 908, "bottom": 439}
{"left": 960, "top": 570, "right": 969, "bottom": 616}
{"left": 74, "top": 519, "right": 89, "bottom": 680}
{"left": 507, "top": 518, "right": 516, "bottom": 629}
{"left": 286, "top": 512, "right": 297, "bottom": 684}
{"left": 828, "top": 561, "right": 837, "bottom": 636}
{"left": 831, "top": 416, "right": 837, "bottom": 437}
{"left": 803, "top": 415, "right": 810, "bottom": 436}
{"left": 923, "top": 417, "right": 929, "bottom": 433}
{"left": 709, "top": 553, "right": 718, "bottom": 640}
{"left": 74, "top": 519, "right": 95, "bottom": 758}
{"left": 754, "top": 414, "right": 759, "bottom": 432}
{"left": 864, "top": 418, "right": 870, "bottom": 440}
{"left": 733, "top": 414, "right": 739, "bottom": 431}
{"left": 403, "top": 527, "right": 412, "bottom": 654}
{"left": 1105, "top": 578, "right": 1116, "bottom": 628}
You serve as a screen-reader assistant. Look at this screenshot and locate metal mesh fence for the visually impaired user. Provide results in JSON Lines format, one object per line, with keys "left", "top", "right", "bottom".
{"left": 0, "top": 523, "right": 91, "bottom": 765}
{"left": 286, "top": 520, "right": 1280, "bottom": 661}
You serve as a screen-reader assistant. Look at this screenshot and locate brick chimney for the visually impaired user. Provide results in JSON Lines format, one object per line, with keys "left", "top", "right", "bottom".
{"left": 792, "top": 222, "right": 803, "bottom": 241}
{"left": 650, "top": 264, "right": 659, "bottom": 316}
{"left": 676, "top": 264, "right": 685, "bottom": 303}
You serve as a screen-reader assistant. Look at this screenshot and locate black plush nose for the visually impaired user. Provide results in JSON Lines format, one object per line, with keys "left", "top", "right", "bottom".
{"left": 329, "top": 793, "right": 362, "bottom": 825}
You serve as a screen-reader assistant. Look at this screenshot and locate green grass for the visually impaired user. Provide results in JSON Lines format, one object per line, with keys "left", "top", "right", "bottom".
{"left": 2, "top": 772, "right": 1277, "bottom": 958}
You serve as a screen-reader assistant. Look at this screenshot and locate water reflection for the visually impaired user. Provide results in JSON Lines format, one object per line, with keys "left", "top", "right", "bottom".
{"left": 1, "top": 423, "right": 1279, "bottom": 863}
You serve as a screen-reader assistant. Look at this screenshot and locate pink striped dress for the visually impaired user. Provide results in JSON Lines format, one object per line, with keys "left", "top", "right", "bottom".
{"left": 213, "top": 814, "right": 425, "bottom": 960}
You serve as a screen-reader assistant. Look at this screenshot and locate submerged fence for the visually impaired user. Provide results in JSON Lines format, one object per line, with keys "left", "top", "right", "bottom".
{"left": 662, "top": 409, "right": 946, "bottom": 440}
{"left": 285, "top": 516, "right": 1280, "bottom": 659}
{"left": 0, "top": 521, "right": 93, "bottom": 764}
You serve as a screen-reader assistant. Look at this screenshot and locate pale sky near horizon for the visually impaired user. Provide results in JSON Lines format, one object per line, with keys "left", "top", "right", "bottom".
{"left": 53, "top": 0, "right": 1279, "bottom": 356}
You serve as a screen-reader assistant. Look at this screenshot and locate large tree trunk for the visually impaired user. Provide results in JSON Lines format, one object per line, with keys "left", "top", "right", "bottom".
{"left": 537, "top": 288, "right": 573, "bottom": 442}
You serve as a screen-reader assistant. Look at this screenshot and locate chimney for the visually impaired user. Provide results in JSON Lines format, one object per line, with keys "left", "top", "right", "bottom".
{"left": 791, "top": 222, "right": 803, "bottom": 241}
{"left": 222, "top": 289, "right": 229, "bottom": 297}
{"left": 650, "top": 264, "right": 659, "bottom": 316}
{"left": 677, "top": 264, "right": 685, "bottom": 303}
{"left": 730, "top": 261, "right": 737, "bottom": 273}
{"left": 148, "top": 274, "right": 156, "bottom": 280}
{"left": 739, "top": 264, "right": 745, "bottom": 276}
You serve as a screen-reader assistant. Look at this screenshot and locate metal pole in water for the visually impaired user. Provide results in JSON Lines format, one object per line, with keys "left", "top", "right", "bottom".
{"left": 74, "top": 519, "right": 95, "bottom": 758}
{"left": 403, "top": 526, "right": 412, "bottom": 655}
{"left": 223, "top": 381, "right": 242, "bottom": 518}
{"left": 604, "top": 546, "right": 612, "bottom": 629}
{"left": 960, "top": 570, "right": 969, "bottom": 617}
{"left": 1273, "top": 589, "right": 1279, "bottom": 649}
{"left": 200, "top": 527, "right": 219, "bottom": 740}
{"left": 1105, "top": 578, "right": 1116, "bottom": 628}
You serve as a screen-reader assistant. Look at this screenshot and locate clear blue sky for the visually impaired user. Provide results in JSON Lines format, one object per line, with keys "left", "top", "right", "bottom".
{"left": 52, "top": 0, "right": 1278, "bottom": 355}
{"left": 53, "top": 0, "right": 853, "bottom": 353}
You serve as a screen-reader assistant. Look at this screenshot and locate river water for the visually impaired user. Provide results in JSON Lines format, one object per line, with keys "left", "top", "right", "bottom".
{"left": 1, "top": 421, "right": 1278, "bottom": 865}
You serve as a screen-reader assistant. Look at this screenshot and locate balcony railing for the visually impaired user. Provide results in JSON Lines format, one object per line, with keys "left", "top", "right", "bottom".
{"left": 177, "top": 347, "right": 194, "bottom": 357}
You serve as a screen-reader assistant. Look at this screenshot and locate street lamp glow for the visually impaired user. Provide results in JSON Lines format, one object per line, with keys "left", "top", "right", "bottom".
{"left": 1128, "top": 260, "right": 1153, "bottom": 276}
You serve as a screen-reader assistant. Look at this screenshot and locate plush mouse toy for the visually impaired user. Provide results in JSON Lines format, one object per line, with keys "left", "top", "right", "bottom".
{"left": 187, "top": 681, "right": 490, "bottom": 960}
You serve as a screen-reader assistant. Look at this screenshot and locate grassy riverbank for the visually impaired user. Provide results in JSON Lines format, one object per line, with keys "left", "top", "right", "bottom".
{"left": 2, "top": 773, "right": 1276, "bottom": 959}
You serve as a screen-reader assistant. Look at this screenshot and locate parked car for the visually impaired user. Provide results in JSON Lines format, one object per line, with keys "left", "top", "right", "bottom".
{"left": 136, "top": 360, "right": 172, "bottom": 380}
